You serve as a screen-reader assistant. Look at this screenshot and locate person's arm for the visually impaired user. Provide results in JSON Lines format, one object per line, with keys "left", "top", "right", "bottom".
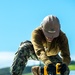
{"left": 60, "top": 33, "right": 71, "bottom": 65}
{"left": 31, "top": 30, "right": 52, "bottom": 65}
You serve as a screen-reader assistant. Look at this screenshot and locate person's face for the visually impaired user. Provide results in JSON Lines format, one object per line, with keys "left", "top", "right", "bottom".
{"left": 45, "top": 36, "right": 54, "bottom": 42}
{"left": 42, "top": 24, "right": 60, "bottom": 42}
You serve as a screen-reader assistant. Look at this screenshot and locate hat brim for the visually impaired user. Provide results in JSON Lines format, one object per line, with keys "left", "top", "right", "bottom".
{"left": 43, "top": 30, "right": 59, "bottom": 38}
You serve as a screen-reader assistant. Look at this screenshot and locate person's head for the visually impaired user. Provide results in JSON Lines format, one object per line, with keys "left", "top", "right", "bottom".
{"left": 41, "top": 15, "right": 60, "bottom": 42}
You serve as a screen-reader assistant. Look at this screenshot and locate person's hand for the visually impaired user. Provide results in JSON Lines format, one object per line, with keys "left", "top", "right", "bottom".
{"left": 59, "top": 63, "right": 67, "bottom": 74}
{"left": 47, "top": 64, "right": 56, "bottom": 75}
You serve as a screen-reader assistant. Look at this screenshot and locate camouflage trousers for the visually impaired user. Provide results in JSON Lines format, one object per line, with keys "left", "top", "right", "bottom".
{"left": 10, "top": 40, "right": 70, "bottom": 75}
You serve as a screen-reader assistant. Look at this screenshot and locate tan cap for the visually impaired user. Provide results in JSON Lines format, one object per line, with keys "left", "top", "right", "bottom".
{"left": 41, "top": 15, "right": 60, "bottom": 38}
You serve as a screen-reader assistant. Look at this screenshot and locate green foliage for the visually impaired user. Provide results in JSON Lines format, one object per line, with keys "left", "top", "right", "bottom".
{"left": 0, "top": 66, "right": 32, "bottom": 75}
{"left": 0, "top": 67, "right": 11, "bottom": 75}
{"left": 70, "top": 60, "right": 75, "bottom": 65}
{"left": 23, "top": 66, "right": 32, "bottom": 73}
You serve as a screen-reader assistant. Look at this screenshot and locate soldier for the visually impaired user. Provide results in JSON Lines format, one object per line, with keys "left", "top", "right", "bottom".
{"left": 10, "top": 15, "right": 71, "bottom": 75}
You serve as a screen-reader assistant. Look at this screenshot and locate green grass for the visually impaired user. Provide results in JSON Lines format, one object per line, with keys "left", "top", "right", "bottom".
{"left": 68, "top": 64, "right": 75, "bottom": 70}
{"left": 23, "top": 73, "right": 32, "bottom": 75}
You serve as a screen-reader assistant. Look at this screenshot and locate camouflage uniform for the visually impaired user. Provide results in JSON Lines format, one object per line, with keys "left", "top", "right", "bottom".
{"left": 10, "top": 40, "right": 38, "bottom": 75}
{"left": 10, "top": 40, "right": 70, "bottom": 75}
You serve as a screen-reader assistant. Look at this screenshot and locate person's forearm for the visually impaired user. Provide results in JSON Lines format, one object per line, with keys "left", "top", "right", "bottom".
{"left": 37, "top": 51, "right": 52, "bottom": 65}
{"left": 62, "top": 56, "right": 71, "bottom": 65}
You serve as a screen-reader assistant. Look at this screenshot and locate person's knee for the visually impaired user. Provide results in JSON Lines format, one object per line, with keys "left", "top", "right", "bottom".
{"left": 19, "top": 40, "right": 38, "bottom": 60}
{"left": 32, "top": 66, "right": 39, "bottom": 71}
{"left": 32, "top": 66, "right": 40, "bottom": 75}
{"left": 17, "top": 40, "right": 33, "bottom": 55}
{"left": 20, "top": 40, "right": 33, "bottom": 48}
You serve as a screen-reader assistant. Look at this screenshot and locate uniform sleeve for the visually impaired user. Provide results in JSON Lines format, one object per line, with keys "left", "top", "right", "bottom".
{"left": 31, "top": 30, "right": 52, "bottom": 65}
{"left": 60, "top": 33, "right": 71, "bottom": 65}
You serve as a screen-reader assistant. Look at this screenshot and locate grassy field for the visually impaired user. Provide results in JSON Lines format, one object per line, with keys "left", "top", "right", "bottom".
{"left": 68, "top": 64, "right": 75, "bottom": 70}
{"left": 23, "top": 73, "right": 32, "bottom": 75}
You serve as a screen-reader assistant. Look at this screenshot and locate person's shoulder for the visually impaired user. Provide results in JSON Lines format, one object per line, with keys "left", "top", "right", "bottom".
{"left": 60, "top": 30, "right": 66, "bottom": 36}
{"left": 32, "top": 26, "right": 42, "bottom": 33}
{"left": 33, "top": 26, "right": 42, "bottom": 31}
{"left": 59, "top": 30, "right": 68, "bottom": 39}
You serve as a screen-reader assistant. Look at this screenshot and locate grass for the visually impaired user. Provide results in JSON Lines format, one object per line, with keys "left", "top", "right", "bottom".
{"left": 68, "top": 64, "right": 75, "bottom": 70}
{"left": 23, "top": 73, "right": 32, "bottom": 75}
